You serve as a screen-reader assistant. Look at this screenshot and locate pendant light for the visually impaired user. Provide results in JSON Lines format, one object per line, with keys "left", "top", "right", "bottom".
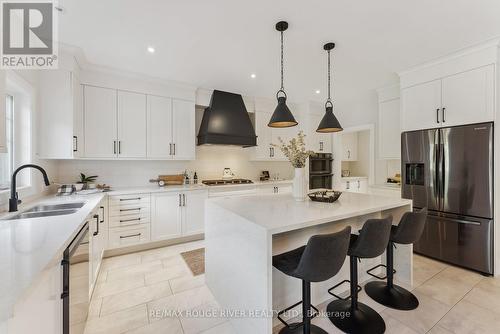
{"left": 317, "top": 43, "right": 343, "bottom": 133}
{"left": 268, "top": 21, "right": 298, "bottom": 128}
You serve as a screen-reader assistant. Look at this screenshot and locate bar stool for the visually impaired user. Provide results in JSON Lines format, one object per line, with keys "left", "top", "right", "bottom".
{"left": 365, "top": 208, "right": 428, "bottom": 310}
{"left": 273, "top": 226, "right": 352, "bottom": 334}
{"left": 327, "top": 217, "right": 393, "bottom": 334}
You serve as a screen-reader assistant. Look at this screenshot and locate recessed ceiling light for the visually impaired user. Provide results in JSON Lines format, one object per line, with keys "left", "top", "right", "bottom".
{"left": 251, "top": 74, "right": 256, "bottom": 79}
{"left": 147, "top": 46, "right": 155, "bottom": 53}
{"left": 315, "top": 90, "right": 321, "bottom": 94}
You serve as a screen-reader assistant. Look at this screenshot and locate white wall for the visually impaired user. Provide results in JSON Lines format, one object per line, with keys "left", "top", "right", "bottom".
{"left": 56, "top": 146, "right": 293, "bottom": 187}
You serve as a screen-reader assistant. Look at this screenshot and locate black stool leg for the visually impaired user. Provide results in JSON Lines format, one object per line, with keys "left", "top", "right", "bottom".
{"left": 365, "top": 242, "right": 419, "bottom": 310}
{"left": 279, "top": 280, "right": 328, "bottom": 334}
{"left": 327, "top": 256, "right": 386, "bottom": 334}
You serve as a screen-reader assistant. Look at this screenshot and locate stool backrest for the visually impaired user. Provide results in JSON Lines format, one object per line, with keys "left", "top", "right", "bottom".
{"left": 392, "top": 208, "right": 428, "bottom": 244}
{"left": 294, "top": 226, "right": 351, "bottom": 282}
{"left": 349, "top": 216, "right": 392, "bottom": 258}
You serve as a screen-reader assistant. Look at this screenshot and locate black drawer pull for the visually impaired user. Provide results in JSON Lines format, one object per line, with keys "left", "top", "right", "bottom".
{"left": 120, "top": 233, "right": 141, "bottom": 239}
{"left": 120, "top": 208, "right": 141, "bottom": 212}
{"left": 119, "top": 197, "right": 141, "bottom": 201}
{"left": 120, "top": 217, "right": 142, "bottom": 223}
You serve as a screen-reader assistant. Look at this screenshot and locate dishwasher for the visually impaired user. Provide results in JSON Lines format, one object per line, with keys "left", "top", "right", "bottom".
{"left": 61, "top": 222, "right": 90, "bottom": 334}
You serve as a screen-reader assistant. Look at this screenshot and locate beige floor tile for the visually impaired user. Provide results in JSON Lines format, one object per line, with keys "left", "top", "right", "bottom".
{"left": 310, "top": 313, "right": 344, "bottom": 333}
{"left": 381, "top": 313, "right": 419, "bottom": 334}
{"left": 101, "top": 280, "right": 173, "bottom": 316}
{"left": 163, "top": 255, "right": 187, "bottom": 268}
{"left": 412, "top": 257, "right": 446, "bottom": 287}
{"left": 462, "top": 283, "right": 500, "bottom": 315}
{"left": 70, "top": 321, "right": 86, "bottom": 334}
{"left": 100, "top": 253, "right": 142, "bottom": 271}
{"left": 382, "top": 291, "right": 451, "bottom": 334}
{"left": 93, "top": 274, "right": 145, "bottom": 299}
{"left": 148, "top": 285, "right": 216, "bottom": 322}
{"left": 71, "top": 301, "right": 90, "bottom": 326}
{"left": 427, "top": 325, "right": 454, "bottom": 334}
{"left": 179, "top": 300, "right": 226, "bottom": 334}
{"left": 183, "top": 240, "right": 205, "bottom": 251}
{"left": 106, "top": 260, "right": 163, "bottom": 281}
{"left": 144, "top": 263, "right": 190, "bottom": 285}
{"left": 436, "top": 266, "right": 483, "bottom": 286}
{"left": 139, "top": 244, "right": 186, "bottom": 263}
{"left": 438, "top": 300, "right": 500, "bottom": 334}
{"left": 124, "top": 317, "right": 183, "bottom": 334}
{"left": 199, "top": 321, "right": 236, "bottom": 334}
{"left": 169, "top": 274, "right": 206, "bottom": 294}
{"left": 84, "top": 304, "right": 149, "bottom": 334}
{"left": 88, "top": 298, "right": 102, "bottom": 318}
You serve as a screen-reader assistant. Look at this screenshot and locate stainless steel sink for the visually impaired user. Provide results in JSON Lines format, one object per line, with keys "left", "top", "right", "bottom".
{"left": 24, "top": 202, "right": 85, "bottom": 213}
{"left": 7, "top": 209, "right": 78, "bottom": 220}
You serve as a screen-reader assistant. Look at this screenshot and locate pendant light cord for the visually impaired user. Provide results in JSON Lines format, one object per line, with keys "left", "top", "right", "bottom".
{"left": 326, "top": 49, "right": 333, "bottom": 108}
{"left": 280, "top": 30, "right": 284, "bottom": 91}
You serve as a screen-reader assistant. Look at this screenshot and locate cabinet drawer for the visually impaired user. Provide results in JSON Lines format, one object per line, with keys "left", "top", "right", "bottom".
{"left": 109, "top": 204, "right": 150, "bottom": 217}
{"left": 108, "top": 224, "right": 150, "bottom": 248}
{"left": 109, "top": 213, "right": 150, "bottom": 228}
{"left": 109, "top": 194, "right": 150, "bottom": 207}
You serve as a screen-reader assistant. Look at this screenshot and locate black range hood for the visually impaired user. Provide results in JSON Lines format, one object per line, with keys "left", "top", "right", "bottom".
{"left": 197, "top": 90, "right": 257, "bottom": 147}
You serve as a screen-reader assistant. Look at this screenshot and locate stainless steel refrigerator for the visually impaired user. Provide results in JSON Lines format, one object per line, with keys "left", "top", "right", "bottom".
{"left": 401, "top": 122, "right": 493, "bottom": 274}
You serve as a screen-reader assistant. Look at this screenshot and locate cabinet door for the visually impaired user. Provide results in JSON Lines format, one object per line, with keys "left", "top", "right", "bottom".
{"left": 442, "top": 65, "right": 494, "bottom": 126}
{"left": 356, "top": 179, "right": 368, "bottom": 193}
{"left": 0, "top": 70, "right": 5, "bottom": 153}
{"left": 72, "top": 74, "right": 84, "bottom": 158}
{"left": 271, "top": 128, "right": 288, "bottom": 160}
{"left": 341, "top": 132, "right": 358, "bottom": 161}
{"left": 89, "top": 214, "right": 100, "bottom": 287}
{"left": 117, "top": 91, "right": 147, "bottom": 158}
{"left": 401, "top": 79, "right": 441, "bottom": 131}
{"left": 151, "top": 193, "right": 182, "bottom": 241}
{"left": 183, "top": 190, "right": 207, "bottom": 235}
{"left": 378, "top": 98, "right": 401, "bottom": 159}
{"left": 172, "top": 99, "right": 195, "bottom": 160}
{"left": 147, "top": 95, "right": 173, "bottom": 159}
{"left": 84, "top": 86, "right": 117, "bottom": 158}
{"left": 252, "top": 111, "right": 273, "bottom": 160}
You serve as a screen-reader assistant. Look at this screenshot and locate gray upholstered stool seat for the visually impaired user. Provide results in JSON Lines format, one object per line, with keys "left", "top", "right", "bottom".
{"left": 327, "top": 217, "right": 393, "bottom": 334}
{"left": 273, "top": 227, "right": 351, "bottom": 334}
{"left": 365, "top": 208, "right": 428, "bottom": 310}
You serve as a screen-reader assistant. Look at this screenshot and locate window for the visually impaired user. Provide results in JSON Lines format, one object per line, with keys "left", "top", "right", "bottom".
{"left": 0, "top": 95, "right": 14, "bottom": 190}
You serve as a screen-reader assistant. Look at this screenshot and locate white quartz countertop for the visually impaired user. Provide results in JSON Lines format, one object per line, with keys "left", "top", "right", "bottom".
{"left": 0, "top": 193, "right": 105, "bottom": 320}
{"left": 341, "top": 176, "right": 368, "bottom": 180}
{"left": 208, "top": 192, "right": 412, "bottom": 234}
{"left": 107, "top": 179, "right": 292, "bottom": 195}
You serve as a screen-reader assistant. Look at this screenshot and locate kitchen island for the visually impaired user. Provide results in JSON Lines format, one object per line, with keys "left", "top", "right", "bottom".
{"left": 205, "top": 192, "right": 412, "bottom": 334}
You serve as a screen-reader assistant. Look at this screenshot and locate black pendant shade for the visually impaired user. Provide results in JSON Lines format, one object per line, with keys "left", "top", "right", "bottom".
{"left": 317, "top": 42, "right": 343, "bottom": 133}
{"left": 317, "top": 105, "right": 343, "bottom": 132}
{"left": 269, "top": 95, "right": 298, "bottom": 128}
{"left": 268, "top": 21, "right": 298, "bottom": 128}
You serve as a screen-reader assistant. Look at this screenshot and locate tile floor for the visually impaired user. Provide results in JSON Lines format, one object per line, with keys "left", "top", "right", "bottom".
{"left": 83, "top": 240, "right": 500, "bottom": 334}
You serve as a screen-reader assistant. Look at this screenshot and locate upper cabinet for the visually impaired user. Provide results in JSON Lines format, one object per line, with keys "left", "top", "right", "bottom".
{"left": 171, "top": 99, "right": 196, "bottom": 160}
{"left": 38, "top": 67, "right": 83, "bottom": 158}
{"left": 340, "top": 132, "right": 358, "bottom": 161}
{"left": 401, "top": 64, "right": 494, "bottom": 132}
{"left": 84, "top": 85, "right": 118, "bottom": 158}
{"left": 117, "top": 91, "right": 147, "bottom": 158}
{"left": 0, "top": 70, "right": 6, "bottom": 153}
{"left": 308, "top": 113, "right": 332, "bottom": 154}
{"left": 377, "top": 85, "right": 401, "bottom": 159}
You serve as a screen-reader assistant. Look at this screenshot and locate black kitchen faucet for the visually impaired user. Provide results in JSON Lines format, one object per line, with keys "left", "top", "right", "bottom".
{"left": 9, "top": 164, "right": 50, "bottom": 212}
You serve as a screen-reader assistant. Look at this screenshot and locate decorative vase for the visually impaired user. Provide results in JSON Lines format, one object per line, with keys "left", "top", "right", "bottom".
{"left": 293, "top": 167, "right": 307, "bottom": 201}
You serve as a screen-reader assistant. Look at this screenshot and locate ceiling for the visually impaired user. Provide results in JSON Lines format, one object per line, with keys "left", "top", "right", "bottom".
{"left": 58, "top": 0, "right": 500, "bottom": 103}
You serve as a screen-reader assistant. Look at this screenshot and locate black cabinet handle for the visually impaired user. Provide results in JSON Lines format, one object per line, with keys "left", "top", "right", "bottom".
{"left": 442, "top": 107, "right": 446, "bottom": 123}
{"left": 113, "top": 141, "right": 117, "bottom": 154}
{"left": 120, "top": 197, "right": 141, "bottom": 201}
{"left": 173, "top": 143, "right": 176, "bottom": 155}
{"left": 73, "top": 136, "right": 78, "bottom": 152}
{"left": 169, "top": 143, "right": 172, "bottom": 155}
{"left": 183, "top": 194, "right": 186, "bottom": 206}
{"left": 93, "top": 214, "right": 99, "bottom": 236}
{"left": 119, "top": 217, "right": 141, "bottom": 223}
{"left": 120, "top": 207, "right": 141, "bottom": 212}
{"left": 100, "top": 206, "right": 104, "bottom": 223}
{"left": 179, "top": 194, "right": 182, "bottom": 207}
{"left": 118, "top": 141, "right": 122, "bottom": 154}
{"left": 436, "top": 109, "right": 440, "bottom": 123}
{"left": 120, "top": 233, "right": 141, "bottom": 239}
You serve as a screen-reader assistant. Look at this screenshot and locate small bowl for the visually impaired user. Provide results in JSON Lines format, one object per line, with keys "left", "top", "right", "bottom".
{"left": 74, "top": 183, "right": 84, "bottom": 191}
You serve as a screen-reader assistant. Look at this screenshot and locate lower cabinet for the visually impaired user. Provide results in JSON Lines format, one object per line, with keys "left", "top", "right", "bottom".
{"left": 151, "top": 190, "right": 208, "bottom": 241}
{"left": 341, "top": 178, "right": 368, "bottom": 193}
{"left": 108, "top": 224, "right": 151, "bottom": 248}
{"left": 89, "top": 197, "right": 108, "bottom": 290}
{"left": 257, "top": 183, "right": 293, "bottom": 194}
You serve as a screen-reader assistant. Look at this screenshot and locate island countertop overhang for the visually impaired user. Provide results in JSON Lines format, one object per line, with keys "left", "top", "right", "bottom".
{"left": 207, "top": 192, "right": 413, "bottom": 235}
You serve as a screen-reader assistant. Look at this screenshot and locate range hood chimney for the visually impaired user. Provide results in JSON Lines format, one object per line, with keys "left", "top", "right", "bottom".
{"left": 197, "top": 90, "right": 257, "bottom": 147}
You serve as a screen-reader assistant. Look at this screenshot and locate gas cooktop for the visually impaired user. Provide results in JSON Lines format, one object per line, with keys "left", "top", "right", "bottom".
{"left": 202, "top": 179, "right": 254, "bottom": 186}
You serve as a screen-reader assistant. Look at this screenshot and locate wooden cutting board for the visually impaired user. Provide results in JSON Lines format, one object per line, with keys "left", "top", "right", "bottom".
{"left": 158, "top": 175, "right": 184, "bottom": 185}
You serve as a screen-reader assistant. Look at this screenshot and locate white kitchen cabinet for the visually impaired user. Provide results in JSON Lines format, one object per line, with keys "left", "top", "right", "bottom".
{"left": 108, "top": 224, "right": 151, "bottom": 248}
{"left": 378, "top": 98, "right": 401, "bottom": 159}
{"left": 441, "top": 65, "right": 494, "bottom": 127}
{"left": 84, "top": 86, "right": 117, "bottom": 158}
{"left": 258, "top": 183, "right": 293, "bottom": 195}
{"left": 117, "top": 91, "right": 147, "bottom": 158}
{"left": 252, "top": 111, "right": 274, "bottom": 160}
{"left": 401, "top": 79, "right": 441, "bottom": 132}
{"left": 183, "top": 190, "right": 208, "bottom": 235}
{"left": 147, "top": 95, "right": 173, "bottom": 158}
{"left": 38, "top": 70, "right": 83, "bottom": 158}
{"left": 172, "top": 99, "right": 196, "bottom": 160}
{"left": 401, "top": 65, "right": 494, "bottom": 131}
{"left": 151, "top": 192, "right": 182, "bottom": 240}
{"left": 341, "top": 132, "right": 358, "bottom": 161}
{"left": 341, "top": 177, "right": 368, "bottom": 193}
{"left": 89, "top": 198, "right": 108, "bottom": 290}
{"left": 0, "top": 70, "right": 5, "bottom": 153}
